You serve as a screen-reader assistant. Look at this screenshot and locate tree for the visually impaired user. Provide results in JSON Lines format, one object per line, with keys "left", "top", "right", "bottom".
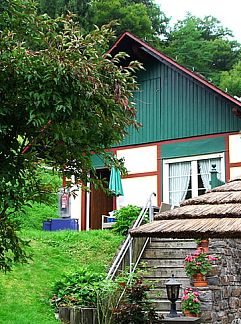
{"left": 91, "top": 0, "right": 169, "bottom": 42}
{"left": 37, "top": 0, "right": 93, "bottom": 32}
{"left": 37, "top": 0, "right": 169, "bottom": 43}
{"left": 0, "top": 0, "right": 141, "bottom": 271}
{"left": 220, "top": 61, "right": 241, "bottom": 97}
{"left": 160, "top": 15, "right": 241, "bottom": 85}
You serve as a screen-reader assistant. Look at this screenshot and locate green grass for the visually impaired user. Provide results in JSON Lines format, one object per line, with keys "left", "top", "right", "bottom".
{"left": 0, "top": 229, "right": 123, "bottom": 324}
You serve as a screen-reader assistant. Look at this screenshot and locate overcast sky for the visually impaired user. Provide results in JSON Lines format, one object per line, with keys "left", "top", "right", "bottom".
{"left": 156, "top": 0, "right": 241, "bottom": 42}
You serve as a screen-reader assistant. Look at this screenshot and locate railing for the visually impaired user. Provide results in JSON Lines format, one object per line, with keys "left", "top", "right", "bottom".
{"left": 106, "top": 192, "right": 156, "bottom": 280}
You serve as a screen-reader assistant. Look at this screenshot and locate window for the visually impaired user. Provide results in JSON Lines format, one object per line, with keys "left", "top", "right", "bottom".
{"left": 163, "top": 153, "right": 225, "bottom": 206}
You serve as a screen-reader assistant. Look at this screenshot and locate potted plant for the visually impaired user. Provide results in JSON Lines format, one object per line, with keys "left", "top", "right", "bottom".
{"left": 181, "top": 287, "right": 201, "bottom": 317}
{"left": 184, "top": 249, "right": 218, "bottom": 286}
{"left": 194, "top": 239, "right": 209, "bottom": 253}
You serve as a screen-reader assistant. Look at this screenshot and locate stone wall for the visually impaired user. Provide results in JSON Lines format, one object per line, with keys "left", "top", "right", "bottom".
{"left": 197, "top": 239, "right": 241, "bottom": 323}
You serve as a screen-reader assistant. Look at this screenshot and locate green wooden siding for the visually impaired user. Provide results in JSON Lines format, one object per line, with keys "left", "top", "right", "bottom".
{"left": 120, "top": 60, "right": 241, "bottom": 146}
{"left": 161, "top": 136, "right": 225, "bottom": 159}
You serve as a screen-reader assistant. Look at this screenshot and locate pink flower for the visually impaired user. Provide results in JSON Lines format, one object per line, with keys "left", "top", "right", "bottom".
{"left": 208, "top": 255, "right": 217, "bottom": 261}
{"left": 185, "top": 255, "right": 193, "bottom": 262}
{"left": 182, "top": 295, "right": 189, "bottom": 300}
{"left": 194, "top": 249, "right": 201, "bottom": 256}
{"left": 193, "top": 298, "right": 200, "bottom": 303}
{"left": 193, "top": 291, "right": 199, "bottom": 297}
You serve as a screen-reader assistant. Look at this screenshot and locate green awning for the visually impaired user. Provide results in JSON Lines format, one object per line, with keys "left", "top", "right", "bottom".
{"left": 109, "top": 167, "right": 124, "bottom": 196}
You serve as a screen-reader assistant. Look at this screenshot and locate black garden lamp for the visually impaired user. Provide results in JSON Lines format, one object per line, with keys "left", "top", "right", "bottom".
{"left": 166, "top": 274, "right": 181, "bottom": 317}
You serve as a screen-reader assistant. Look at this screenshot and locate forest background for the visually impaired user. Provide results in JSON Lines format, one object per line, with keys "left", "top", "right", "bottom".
{"left": 38, "top": 0, "right": 241, "bottom": 97}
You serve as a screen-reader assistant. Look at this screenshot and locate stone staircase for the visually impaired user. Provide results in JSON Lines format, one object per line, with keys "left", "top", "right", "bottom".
{"left": 138, "top": 237, "right": 197, "bottom": 315}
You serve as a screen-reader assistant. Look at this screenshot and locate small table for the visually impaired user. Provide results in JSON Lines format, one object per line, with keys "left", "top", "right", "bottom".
{"left": 101, "top": 215, "right": 116, "bottom": 230}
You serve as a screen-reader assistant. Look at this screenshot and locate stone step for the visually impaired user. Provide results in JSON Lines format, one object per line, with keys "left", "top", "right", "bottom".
{"left": 148, "top": 241, "right": 196, "bottom": 249}
{"left": 150, "top": 238, "right": 194, "bottom": 242}
{"left": 146, "top": 277, "right": 191, "bottom": 289}
{"left": 137, "top": 238, "right": 194, "bottom": 311}
{"left": 151, "top": 299, "right": 182, "bottom": 311}
{"left": 140, "top": 258, "right": 185, "bottom": 267}
{"left": 148, "top": 287, "right": 189, "bottom": 299}
{"left": 141, "top": 267, "right": 187, "bottom": 278}
{"left": 156, "top": 311, "right": 183, "bottom": 317}
{"left": 142, "top": 248, "right": 195, "bottom": 259}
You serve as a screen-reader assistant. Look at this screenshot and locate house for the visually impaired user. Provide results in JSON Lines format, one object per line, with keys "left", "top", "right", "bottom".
{"left": 70, "top": 32, "right": 241, "bottom": 231}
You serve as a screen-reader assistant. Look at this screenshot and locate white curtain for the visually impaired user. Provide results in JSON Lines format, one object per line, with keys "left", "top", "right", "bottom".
{"left": 169, "top": 162, "right": 191, "bottom": 206}
{"left": 199, "top": 159, "right": 210, "bottom": 191}
{"left": 199, "top": 158, "right": 221, "bottom": 191}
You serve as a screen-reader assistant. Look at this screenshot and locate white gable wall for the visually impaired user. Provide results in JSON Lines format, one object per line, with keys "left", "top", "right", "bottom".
{"left": 229, "top": 134, "right": 241, "bottom": 179}
{"left": 116, "top": 145, "right": 158, "bottom": 208}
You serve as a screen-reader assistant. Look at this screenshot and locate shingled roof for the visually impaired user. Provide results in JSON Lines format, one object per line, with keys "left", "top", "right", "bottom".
{"left": 130, "top": 177, "right": 241, "bottom": 239}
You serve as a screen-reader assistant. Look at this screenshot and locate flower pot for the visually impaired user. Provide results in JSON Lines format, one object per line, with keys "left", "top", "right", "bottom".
{"left": 183, "top": 310, "right": 200, "bottom": 317}
{"left": 193, "top": 273, "right": 208, "bottom": 287}
{"left": 197, "top": 239, "right": 209, "bottom": 253}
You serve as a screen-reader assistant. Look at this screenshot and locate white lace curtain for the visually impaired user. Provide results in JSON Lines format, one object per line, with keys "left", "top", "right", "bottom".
{"left": 169, "top": 162, "right": 191, "bottom": 206}
{"left": 199, "top": 158, "right": 221, "bottom": 191}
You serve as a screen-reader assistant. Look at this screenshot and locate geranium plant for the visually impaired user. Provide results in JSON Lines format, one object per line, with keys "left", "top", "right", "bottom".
{"left": 181, "top": 287, "right": 201, "bottom": 315}
{"left": 184, "top": 249, "right": 218, "bottom": 277}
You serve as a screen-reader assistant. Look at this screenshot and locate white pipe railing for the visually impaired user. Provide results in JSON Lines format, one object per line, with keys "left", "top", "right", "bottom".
{"left": 107, "top": 192, "right": 156, "bottom": 280}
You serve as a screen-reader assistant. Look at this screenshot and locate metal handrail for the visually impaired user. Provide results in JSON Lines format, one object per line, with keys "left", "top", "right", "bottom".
{"left": 107, "top": 192, "right": 156, "bottom": 280}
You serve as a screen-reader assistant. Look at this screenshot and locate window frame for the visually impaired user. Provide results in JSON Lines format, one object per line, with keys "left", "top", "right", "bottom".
{"left": 163, "top": 152, "right": 225, "bottom": 204}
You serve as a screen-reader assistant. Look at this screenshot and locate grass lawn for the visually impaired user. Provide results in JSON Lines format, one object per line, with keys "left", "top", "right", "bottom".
{"left": 0, "top": 229, "right": 123, "bottom": 324}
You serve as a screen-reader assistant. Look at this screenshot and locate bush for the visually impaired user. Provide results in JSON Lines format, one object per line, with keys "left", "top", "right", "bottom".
{"left": 112, "top": 272, "right": 162, "bottom": 323}
{"left": 51, "top": 268, "right": 109, "bottom": 309}
{"left": 14, "top": 202, "right": 58, "bottom": 230}
{"left": 112, "top": 205, "right": 141, "bottom": 236}
{"left": 13, "top": 168, "right": 61, "bottom": 230}
{"left": 51, "top": 267, "right": 120, "bottom": 324}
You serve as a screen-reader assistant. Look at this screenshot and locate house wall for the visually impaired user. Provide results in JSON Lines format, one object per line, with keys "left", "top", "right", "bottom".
{"left": 121, "top": 60, "right": 241, "bottom": 146}
{"left": 76, "top": 41, "right": 241, "bottom": 230}
{"left": 229, "top": 134, "right": 241, "bottom": 180}
{"left": 116, "top": 145, "right": 158, "bottom": 208}
{"left": 77, "top": 132, "right": 241, "bottom": 230}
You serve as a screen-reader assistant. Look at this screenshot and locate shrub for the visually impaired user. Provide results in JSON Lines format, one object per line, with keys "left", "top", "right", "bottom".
{"left": 14, "top": 202, "right": 58, "bottom": 230}
{"left": 112, "top": 272, "right": 162, "bottom": 323}
{"left": 51, "top": 268, "right": 106, "bottom": 309}
{"left": 13, "top": 168, "right": 61, "bottom": 230}
{"left": 112, "top": 205, "right": 141, "bottom": 236}
{"left": 51, "top": 267, "right": 120, "bottom": 324}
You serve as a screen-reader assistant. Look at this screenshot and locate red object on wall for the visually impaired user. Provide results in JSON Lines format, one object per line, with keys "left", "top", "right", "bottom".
{"left": 61, "top": 193, "right": 69, "bottom": 209}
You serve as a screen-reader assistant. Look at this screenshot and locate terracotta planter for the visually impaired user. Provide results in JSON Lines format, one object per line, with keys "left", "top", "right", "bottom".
{"left": 183, "top": 310, "right": 200, "bottom": 317}
{"left": 197, "top": 239, "right": 209, "bottom": 253}
{"left": 193, "top": 273, "right": 208, "bottom": 287}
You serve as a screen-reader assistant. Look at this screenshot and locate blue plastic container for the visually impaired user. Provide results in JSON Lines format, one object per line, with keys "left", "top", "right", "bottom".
{"left": 42, "top": 218, "right": 79, "bottom": 231}
{"left": 51, "top": 218, "right": 79, "bottom": 231}
{"left": 107, "top": 217, "right": 116, "bottom": 223}
{"left": 43, "top": 220, "right": 51, "bottom": 231}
